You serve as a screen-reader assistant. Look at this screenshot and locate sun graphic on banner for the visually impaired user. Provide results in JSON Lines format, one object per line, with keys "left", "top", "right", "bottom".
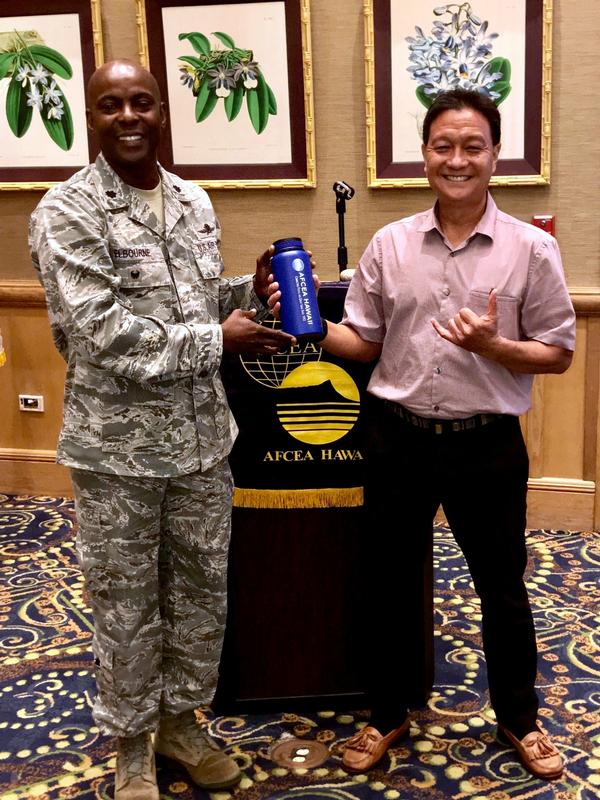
{"left": 239, "top": 319, "right": 361, "bottom": 444}
{"left": 277, "top": 362, "right": 360, "bottom": 445}
{"left": 239, "top": 319, "right": 322, "bottom": 388}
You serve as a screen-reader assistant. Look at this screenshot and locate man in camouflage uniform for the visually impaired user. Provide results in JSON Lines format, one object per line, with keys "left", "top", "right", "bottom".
{"left": 30, "top": 60, "right": 294, "bottom": 800}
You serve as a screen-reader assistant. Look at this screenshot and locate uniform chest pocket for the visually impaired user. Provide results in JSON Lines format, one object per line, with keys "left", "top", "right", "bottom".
{"left": 191, "top": 236, "right": 222, "bottom": 278}
{"left": 468, "top": 289, "right": 520, "bottom": 341}
{"left": 196, "top": 260, "right": 222, "bottom": 280}
{"left": 114, "top": 259, "right": 174, "bottom": 322}
{"left": 189, "top": 239, "right": 222, "bottom": 318}
{"left": 115, "top": 259, "right": 170, "bottom": 289}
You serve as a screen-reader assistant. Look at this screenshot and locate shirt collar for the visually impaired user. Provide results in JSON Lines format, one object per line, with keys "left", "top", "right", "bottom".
{"left": 93, "top": 153, "right": 195, "bottom": 208}
{"left": 417, "top": 191, "right": 498, "bottom": 243}
{"left": 473, "top": 192, "right": 497, "bottom": 240}
{"left": 93, "top": 153, "right": 130, "bottom": 210}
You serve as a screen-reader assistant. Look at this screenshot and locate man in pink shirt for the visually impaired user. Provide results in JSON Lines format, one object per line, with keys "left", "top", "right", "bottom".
{"left": 270, "top": 88, "right": 574, "bottom": 780}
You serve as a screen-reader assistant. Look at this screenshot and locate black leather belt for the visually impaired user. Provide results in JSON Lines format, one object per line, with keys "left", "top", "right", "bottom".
{"left": 383, "top": 400, "right": 504, "bottom": 434}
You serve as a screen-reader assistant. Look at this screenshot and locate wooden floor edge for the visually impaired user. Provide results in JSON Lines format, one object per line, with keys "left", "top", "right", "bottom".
{"left": 0, "top": 456, "right": 72, "bottom": 497}
{"left": 437, "top": 485, "right": 596, "bottom": 532}
{"left": 527, "top": 477, "right": 595, "bottom": 493}
{"left": 0, "top": 452, "right": 597, "bottom": 529}
{"left": 0, "top": 448, "right": 58, "bottom": 463}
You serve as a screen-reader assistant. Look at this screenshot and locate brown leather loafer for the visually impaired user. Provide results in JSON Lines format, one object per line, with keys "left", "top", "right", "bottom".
{"left": 342, "top": 719, "right": 410, "bottom": 773}
{"left": 498, "top": 723, "right": 564, "bottom": 780}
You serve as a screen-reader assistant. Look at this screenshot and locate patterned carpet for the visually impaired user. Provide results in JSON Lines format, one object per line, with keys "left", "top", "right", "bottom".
{"left": 0, "top": 494, "right": 598, "bottom": 800}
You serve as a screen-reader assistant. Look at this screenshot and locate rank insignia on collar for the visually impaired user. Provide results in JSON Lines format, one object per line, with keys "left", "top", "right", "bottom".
{"left": 201, "top": 224, "right": 214, "bottom": 234}
{"left": 173, "top": 185, "right": 181, "bottom": 192}
{"left": 106, "top": 190, "right": 117, "bottom": 198}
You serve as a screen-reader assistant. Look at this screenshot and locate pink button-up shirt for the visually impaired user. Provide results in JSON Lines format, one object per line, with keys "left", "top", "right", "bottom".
{"left": 342, "top": 194, "right": 576, "bottom": 418}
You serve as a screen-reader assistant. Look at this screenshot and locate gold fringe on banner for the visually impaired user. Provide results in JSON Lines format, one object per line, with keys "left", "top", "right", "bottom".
{"left": 233, "top": 486, "right": 364, "bottom": 509}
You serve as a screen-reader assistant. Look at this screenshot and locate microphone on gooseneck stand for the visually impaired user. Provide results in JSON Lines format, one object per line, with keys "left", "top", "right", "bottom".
{"left": 332, "top": 181, "right": 355, "bottom": 281}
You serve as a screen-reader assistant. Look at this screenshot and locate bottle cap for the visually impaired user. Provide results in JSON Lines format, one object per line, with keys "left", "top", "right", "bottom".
{"left": 273, "top": 237, "right": 303, "bottom": 251}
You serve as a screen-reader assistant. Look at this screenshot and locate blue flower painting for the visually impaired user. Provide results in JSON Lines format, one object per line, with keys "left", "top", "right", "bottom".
{"left": 406, "top": 3, "right": 511, "bottom": 107}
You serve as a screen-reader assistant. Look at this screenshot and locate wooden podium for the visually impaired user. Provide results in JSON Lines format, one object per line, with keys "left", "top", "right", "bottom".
{"left": 214, "top": 283, "right": 433, "bottom": 713}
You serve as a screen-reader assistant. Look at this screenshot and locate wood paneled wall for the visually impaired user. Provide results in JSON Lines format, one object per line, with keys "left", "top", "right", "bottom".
{"left": 0, "top": 284, "right": 70, "bottom": 496}
{"left": 522, "top": 297, "right": 600, "bottom": 530}
{"left": 1, "top": 284, "right": 598, "bottom": 531}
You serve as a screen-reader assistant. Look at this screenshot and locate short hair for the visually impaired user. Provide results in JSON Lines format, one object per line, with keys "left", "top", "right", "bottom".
{"left": 422, "top": 88, "right": 501, "bottom": 146}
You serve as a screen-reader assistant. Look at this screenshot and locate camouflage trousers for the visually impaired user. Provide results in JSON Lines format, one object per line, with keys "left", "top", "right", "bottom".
{"left": 70, "top": 460, "right": 233, "bottom": 737}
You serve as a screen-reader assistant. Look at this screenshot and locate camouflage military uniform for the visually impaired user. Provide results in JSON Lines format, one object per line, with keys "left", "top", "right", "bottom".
{"left": 29, "top": 154, "right": 265, "bottom": 736}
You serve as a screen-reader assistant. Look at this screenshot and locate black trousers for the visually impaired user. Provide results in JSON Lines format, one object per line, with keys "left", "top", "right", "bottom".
{"left": 363, "top": 396, "right": 539, "bottom": 736}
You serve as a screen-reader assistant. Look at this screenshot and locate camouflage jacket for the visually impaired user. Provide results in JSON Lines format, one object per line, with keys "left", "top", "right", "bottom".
{"left": 30, "top": 154, "right": 264, "bottom": 477}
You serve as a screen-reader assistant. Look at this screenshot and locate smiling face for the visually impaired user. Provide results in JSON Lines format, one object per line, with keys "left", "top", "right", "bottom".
{"left": 86, "top": 61, "right": 166, "bottom": 189}
{"left": 421, "top": 107, "right": 500, "bottom": 214}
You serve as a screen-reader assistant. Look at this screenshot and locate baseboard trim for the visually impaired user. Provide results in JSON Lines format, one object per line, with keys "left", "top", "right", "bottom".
{"left": 527, "top": 478, "right": 595, "bottom": 530}
{"left": 435, "top": 478, "right": 596, "bottom": 532}
{"left": 0, "top": 449, "right": 72, "bottom": 496}
{"left": 0, "top": 447, "right": 58, "bottom": 463}
{"left": 527, "top": 477, "right": 595, "bottom": 493}
{"left": 0, "top": 449, "right": 596, "bottom": 529}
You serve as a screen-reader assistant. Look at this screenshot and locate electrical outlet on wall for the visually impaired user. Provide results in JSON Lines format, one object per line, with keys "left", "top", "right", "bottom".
{"left": 19, "top": 395, "right": 44, "bottom": 412}
{"left": 531, "top": 215, "right": 556, "bottom": 236}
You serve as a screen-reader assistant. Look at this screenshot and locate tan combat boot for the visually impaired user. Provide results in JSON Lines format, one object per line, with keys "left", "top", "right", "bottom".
{"left": 115, "top": 731, "right": 159, "bottom": 800}
{"left": 155, "top": 710, "right": 241, "bottom": 790}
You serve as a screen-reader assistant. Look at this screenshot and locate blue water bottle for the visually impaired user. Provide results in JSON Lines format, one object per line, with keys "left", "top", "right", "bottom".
{"left": 271, "top": 238, "right": 323, "bottom": 342}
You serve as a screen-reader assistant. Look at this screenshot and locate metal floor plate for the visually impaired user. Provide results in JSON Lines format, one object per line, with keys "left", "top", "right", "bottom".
{"left": 270, "top": 738, "right": 330, "bottom": 768}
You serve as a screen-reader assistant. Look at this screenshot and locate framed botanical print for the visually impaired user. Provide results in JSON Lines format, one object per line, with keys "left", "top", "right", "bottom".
{"left": 0, "top": 0, "right": 103, "bottom": 190}
{"left": 138, "top": 0, "right": 317, "bottom": 188}
{"left": 365, "top": 0, "right": 552, "bottom": 187}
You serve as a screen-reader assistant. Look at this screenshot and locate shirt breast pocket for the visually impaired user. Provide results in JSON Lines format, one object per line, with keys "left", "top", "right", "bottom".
{"left": 115, "top": 260, "right": 173, "bottom": 321}
{"left": 467, "top": 289, "right": 520, "bottom": 341}
{"left": 192, "top": 240, "right": 222, "bottom": 317}
{"left": 195, "top": 260, "right": 221, "bottom": 280}
{"left": 192, "top": 235, "right": 222, "bottom": 276}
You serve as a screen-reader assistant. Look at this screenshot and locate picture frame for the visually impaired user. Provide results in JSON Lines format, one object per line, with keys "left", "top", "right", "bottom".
{"left": 137, "top": 0, "right": 317, "bottom": 189}
{"left": 364, "top": 0, "right": 552, "bottom": 188}
{"left": 0, "top": 0, "right": 103, "bottom": 191}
